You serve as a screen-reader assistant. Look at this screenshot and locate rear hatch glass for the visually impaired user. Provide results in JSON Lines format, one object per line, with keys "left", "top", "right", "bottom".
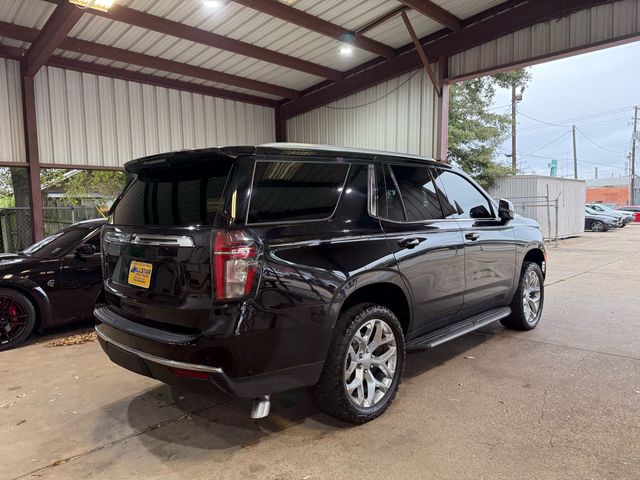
{"left": 112, "top": 160, "right": 233, "bottom": 226}
{"left": 103, "top": 155, "right": 235, "bottom": 331}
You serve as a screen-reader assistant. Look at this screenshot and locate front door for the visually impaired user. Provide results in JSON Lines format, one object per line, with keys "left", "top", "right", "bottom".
{"left": 432, "top": 169, "right": 516, "bottom": 318}
{"left": 376, "top": 163, "right": 465, "bottom": 338}
{"left": 56, "top": 231, "right": 103, "bottom": 324}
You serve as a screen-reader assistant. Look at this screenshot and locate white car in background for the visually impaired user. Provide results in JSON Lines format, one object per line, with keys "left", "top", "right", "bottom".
{"left": 586, "top": 204, "right": 634, "bottom": 226}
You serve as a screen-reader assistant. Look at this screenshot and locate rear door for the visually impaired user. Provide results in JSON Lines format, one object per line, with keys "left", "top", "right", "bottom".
{"left": 376, "top": 163, "right": 465, "bottom": 336}
{"left": 102, "top": 153, "right": 236, "bottom": 332}
{"left": 432, "top": 169, "right": 516, "bottom": 318}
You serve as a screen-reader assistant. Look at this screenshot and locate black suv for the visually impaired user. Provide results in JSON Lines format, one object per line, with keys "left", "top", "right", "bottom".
{"left": 96, "top": 144, "right": 546, "bottom": 423}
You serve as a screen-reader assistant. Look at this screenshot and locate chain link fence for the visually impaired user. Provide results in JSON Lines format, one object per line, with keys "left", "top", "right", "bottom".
{"left": 0, "top": 206, "right": 105, "bottom": 253}
{"left": 0, "top": 207, "right": 32, "bottom": 253}
{"left": 508, "top": 194, "right": 560, "bottom": 246}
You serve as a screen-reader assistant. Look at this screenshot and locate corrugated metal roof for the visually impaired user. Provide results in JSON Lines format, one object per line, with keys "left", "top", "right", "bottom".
{"left": 449, "top": 0, "right": 640, "bottom": 79}
{"left": 0, "top": 0, "right": 508, "bottom": 100}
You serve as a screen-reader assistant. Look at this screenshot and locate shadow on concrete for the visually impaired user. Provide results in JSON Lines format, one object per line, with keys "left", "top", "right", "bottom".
{"left": 120, "top": 324, "right": 500, "bottom": 459}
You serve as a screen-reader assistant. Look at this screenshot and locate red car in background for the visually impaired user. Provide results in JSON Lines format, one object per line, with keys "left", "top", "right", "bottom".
{"left": 617, "top": 206, "right": 640, "bottom": 222}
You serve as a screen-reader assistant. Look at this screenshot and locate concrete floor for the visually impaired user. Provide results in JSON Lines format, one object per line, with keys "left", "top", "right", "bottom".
{"left": 2, "top": 226, "right": 639, "bottom": 480}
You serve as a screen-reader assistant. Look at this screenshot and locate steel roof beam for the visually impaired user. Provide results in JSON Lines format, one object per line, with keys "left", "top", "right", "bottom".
{"left": 0, "top": 42, "right": 278, "bottom": 108}
{"left": 281, "top": 0, "right": 614, "bottom": 119}
{"left": 24, "top": 2, "right": 83, "bottom": 75}
{"left": 42, "top": 0, "right": 342, "bottom": 81}
{"left": 0, "top": 21, "right": 299, "bottom": 99}
{"left": 231, "top": 0, "right": 395, "bottom": 59}
{"left": 398, "top": 0, "right": 462, "bottom": 31}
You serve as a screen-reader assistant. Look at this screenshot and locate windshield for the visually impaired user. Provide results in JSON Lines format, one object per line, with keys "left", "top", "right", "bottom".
{"left": 21, "top": 226, "right": 94, "bottom": 258}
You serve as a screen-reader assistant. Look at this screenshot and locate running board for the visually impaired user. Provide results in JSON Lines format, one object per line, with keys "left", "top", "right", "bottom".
{"left": 405, "top": 307, "right": 511, "bottom": 350}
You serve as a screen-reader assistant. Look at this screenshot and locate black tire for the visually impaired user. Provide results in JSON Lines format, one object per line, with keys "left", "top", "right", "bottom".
{"left": 0, "top": 288, "right": 37, "bottom": 351}
{"left": 312, "top": 304, "right": 405, "bottom": 424}
{"left": 590, "top": 221, "right": 605, "bottom": 232}
{"left": 501, "top": 262, "right": 544, "bottom": 331}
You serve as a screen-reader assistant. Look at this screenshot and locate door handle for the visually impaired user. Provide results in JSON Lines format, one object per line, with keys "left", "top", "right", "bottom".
{"left": 398, "top": 238, "right": 421, "bottom": 249}
{"left": 465, "top": 232, "right": 480, "bottom": 241}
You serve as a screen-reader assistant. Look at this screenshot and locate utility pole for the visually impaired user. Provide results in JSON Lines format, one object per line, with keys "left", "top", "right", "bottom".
{"left": 572, "top": 125, "right": 578, "bottom": 179}
{"left": 595, "top": 167, "right": 598, "bottom": 179}
{"left": 511, "top": 84, "right": 517, "bottom": 173}
{"left": 631, "top": 106, "right": 638, "bottom": 204}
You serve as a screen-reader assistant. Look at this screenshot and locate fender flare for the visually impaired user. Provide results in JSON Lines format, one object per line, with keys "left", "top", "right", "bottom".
{"left": 326, "top": 268, "right": 414, "bottom": 331}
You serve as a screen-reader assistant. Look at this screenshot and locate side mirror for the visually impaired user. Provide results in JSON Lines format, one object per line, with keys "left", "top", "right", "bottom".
{"left": 498, "top": 199, "right": 515, "bottom": 222}
{"left": 75, "top": 244, "right": 96, "bottom": 256}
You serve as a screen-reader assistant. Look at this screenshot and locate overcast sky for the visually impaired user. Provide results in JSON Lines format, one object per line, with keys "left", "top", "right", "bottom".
{"left": 492, "top": 40, "right": 640, "bottom": 180}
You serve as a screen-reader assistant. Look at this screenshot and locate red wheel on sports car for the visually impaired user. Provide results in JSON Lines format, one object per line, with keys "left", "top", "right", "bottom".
{"left": 0, "top": 289, "right": 36, "bottom": 351}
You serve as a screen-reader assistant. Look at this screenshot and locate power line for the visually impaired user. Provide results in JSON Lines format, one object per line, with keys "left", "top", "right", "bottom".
{"left": 518, "top": 130, "right": 572, "bottom": 159}
{"left": 516, "top": 106, "right": 634, "bottom": 133}
{"left": 575, "top": 127, "right": 628, "bottom": 154}
{"left": 517, "top": 111, "right": 570, "bottom": 128}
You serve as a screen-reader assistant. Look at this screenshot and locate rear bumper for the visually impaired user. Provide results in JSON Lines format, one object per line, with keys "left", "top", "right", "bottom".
{"left": 95, "top": 307, "right": 327, "bottom": 398}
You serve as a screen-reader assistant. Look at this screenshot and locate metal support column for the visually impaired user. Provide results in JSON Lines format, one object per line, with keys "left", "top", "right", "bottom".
{"left": 20, "top": 65, "right": 44, "bottom": 242}
{"left": 275, "top": 106, "right": 287, "bottom": 142}
{"left": 436, "top": 57, "right": 450, "bottom": 162}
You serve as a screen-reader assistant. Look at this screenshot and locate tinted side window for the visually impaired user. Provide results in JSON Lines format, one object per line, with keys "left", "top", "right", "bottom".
{"left": 434, "top": 170, "right": 494, "bottom": 219}
{"left": 377, "top": 164, "right": 405, "bottom": 222}
{"left": 84, "top": 231, "right": 101, "bottom": 252}
{"left": 248, "top": 161, "right": 350, "bottom": 223}
{"left": 378, "top": 164, "right": 443, "bottom": 222}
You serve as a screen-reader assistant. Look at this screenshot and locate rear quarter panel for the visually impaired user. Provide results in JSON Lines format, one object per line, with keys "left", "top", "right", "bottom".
{"left": 234, "top": 162, "right": 400, "bottom": 375}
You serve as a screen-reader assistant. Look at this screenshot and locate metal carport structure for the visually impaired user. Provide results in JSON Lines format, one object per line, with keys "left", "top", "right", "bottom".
{"left": 0, "top": 0, "right": 639, "bottom": 241}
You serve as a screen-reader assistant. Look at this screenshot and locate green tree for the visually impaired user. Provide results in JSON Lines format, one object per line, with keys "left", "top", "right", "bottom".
{"left": 493, "top": 69, "right": 532, "bottom": 92}
{"left": 64, "top": 170, "right": 129, "bottom": 203}
{"left": 448, "top": 69, "right": 531, "bottom": 187}
{"left": 40, "top": 169, "right": 129, "bottom": 206}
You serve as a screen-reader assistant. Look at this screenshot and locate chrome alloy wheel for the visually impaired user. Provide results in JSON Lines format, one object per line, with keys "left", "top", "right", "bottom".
{"left": 522, "top": 270, "right": 542, "bottom": 324}
{"left": 344, "top": 319, "right": 398, "bottom": 408}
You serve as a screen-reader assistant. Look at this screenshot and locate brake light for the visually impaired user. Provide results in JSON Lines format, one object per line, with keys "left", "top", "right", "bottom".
{"left": 213, "top": 230, "right": 257, "bottom": 300}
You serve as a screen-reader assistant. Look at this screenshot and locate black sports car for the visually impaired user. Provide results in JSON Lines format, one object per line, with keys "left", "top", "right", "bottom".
{"left": 0, "top": 218, "right": 106, "bottom": 351}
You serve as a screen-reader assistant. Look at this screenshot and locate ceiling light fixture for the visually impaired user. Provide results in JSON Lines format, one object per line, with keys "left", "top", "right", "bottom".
{"left": 68, "top": 0, "right": 114, "bottom": 11}
{"left": 203, "top": 0, "right": 223, "bottom": 8}
{"left": 339, "top": 44, "right": 353, "bottom": 56}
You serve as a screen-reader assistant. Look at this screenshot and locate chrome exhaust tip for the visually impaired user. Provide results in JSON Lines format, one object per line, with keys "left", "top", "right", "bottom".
{"left": 250, "top": 395, "right": 271, "bottom": 419}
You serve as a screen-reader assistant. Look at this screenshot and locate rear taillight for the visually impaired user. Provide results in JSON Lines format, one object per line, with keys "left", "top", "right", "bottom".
{"left": 213, "top": 230, "right": 258, "bottom": 301}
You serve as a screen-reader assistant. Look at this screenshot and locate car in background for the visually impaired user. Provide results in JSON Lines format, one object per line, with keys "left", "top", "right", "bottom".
{"left": 0, "top": 218, "right": 106, "bottom": 351}
{"left": 585, "top": 212, "right": 618, "bottom": 232}
{"left": 585, "top": 206, "right": 622, "bottom": 228}
{"left": 616, "top": 206, "right": 640, "bottom": 222}
{"left": 586, "top": 204, "right": 634, "bottom": 226}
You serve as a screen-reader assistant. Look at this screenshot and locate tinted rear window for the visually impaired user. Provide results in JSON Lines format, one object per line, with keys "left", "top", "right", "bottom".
{"left": 248, "top": 160, "right": 350, "bottom": 223}
{"left": 112, "top": 160, "right": 233, "bottom": 226}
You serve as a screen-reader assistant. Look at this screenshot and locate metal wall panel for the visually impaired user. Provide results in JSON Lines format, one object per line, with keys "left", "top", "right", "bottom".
{"left": 34, "top": 66, "right": 275, "bottom": 168}
{"left": 449, "top": 0, "right": 640, "bottom": 79}
{"left": 286, "top": 68, "right": 439, "bottom": 158}
{"left": 0, "top": 58, "right": 25, "bottom": 163}
{"left": 488, "top": 176, "right": 586, "bottom": 239}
